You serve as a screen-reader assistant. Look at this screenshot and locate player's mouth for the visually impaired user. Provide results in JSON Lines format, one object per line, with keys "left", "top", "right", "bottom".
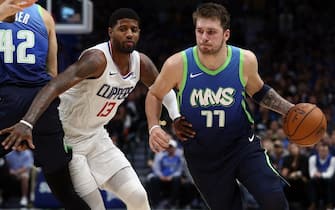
{"left": 124, "top": 41, "right": 135, "bottom": 47}
{"left": 199, "top": 43, "right": 211, "bottom": 47}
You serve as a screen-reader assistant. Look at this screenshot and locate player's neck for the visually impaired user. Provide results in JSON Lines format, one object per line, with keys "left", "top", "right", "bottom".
{"left": 111, "top": 50, "right": 130, "bottom": 75}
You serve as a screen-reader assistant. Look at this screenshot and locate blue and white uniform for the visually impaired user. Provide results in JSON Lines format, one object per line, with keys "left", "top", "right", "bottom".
{"left": 0, "top": 4, "right": 50, "bottom": 86}
{"left": 59, "top": 41, "right": 141, "bottom": 196}
{"left": 0, "top": 5, "right": 71, "bottom": 173}
{"left": 178, "top": 46, "right": 286, "bottom": 210}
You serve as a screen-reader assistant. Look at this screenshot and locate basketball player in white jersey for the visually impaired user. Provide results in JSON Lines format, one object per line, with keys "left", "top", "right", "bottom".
{"left": 0, "top": 8, "right": 181, "bottom": 210}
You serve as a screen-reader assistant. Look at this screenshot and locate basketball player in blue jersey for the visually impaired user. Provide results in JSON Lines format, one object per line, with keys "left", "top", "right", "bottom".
{"left": 0, "top": 2, "right": 90, "bottom": 209}
{"left": 0, "top": 0, "right": 36, "bottom": 20}
{"left": 146, "top": 3, "right": 294, "bottom": 210}
{"left": 0, "top": 8, "right": 182, "bottom": 210}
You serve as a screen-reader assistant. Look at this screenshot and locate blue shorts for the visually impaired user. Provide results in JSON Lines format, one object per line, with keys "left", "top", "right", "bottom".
{"left": 0, "top": 85, "right": 71, "bottom": 173}
{"left": 184, "top": 133, "right": 286, "bottom": 210}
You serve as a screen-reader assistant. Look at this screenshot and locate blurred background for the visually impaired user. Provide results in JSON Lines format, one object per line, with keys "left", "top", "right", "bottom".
{"left": 1, "top": 0, "right": 335, "bottom": 209}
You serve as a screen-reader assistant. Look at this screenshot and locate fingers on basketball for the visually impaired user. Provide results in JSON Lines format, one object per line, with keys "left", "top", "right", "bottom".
{"left": 283, "top": 103, "right": 327, "bottom": 146}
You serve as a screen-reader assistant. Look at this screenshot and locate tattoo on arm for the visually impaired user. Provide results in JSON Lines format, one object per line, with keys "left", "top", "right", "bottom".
{"left": 260, "top": 89, "right": 293, "bottom": 115}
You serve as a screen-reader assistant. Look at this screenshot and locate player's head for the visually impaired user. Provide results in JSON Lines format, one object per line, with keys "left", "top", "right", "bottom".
{"left": 192, "top": 3, "right": 230, "bottom": 55}
{"left": 108, "top": 8, "right": 141, "bottom": 53}
{"left": 193, "top": 3, "right": 230, "bottom": 30}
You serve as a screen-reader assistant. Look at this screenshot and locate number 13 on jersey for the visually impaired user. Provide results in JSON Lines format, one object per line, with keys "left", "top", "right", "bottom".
{"left": 201, "top": 110, "right": 225, "bottom": 128}
{"left": 97, "top": 101, "right": 116, "bottom": 117}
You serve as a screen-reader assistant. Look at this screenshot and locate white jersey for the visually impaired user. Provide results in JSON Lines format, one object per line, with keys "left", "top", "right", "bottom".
{"left": 59, "top": 41, "right": 141, "bottom": 144}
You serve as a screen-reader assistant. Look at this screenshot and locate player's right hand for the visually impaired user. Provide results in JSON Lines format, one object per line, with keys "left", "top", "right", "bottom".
{"left": 0, "top": 123, "right": 35, "bottom": 151}
{"left": 173, "top": 116, "right": 196, "bottom": 141}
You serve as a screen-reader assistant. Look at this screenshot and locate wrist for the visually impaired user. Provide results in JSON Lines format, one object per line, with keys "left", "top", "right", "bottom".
{"left": 149, "top": 125, "right": 161, "bottom": 135}
{"left": 19, "top": 119, "right": 33, "bottom": 129}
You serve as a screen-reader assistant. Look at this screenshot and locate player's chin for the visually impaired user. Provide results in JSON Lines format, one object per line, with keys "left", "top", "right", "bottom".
{"left": 121, "top": 47, "right": 135, "bottom": 53}
{"left": 198, "top": 46, "right": 213, "bottom": 54}
{"left": 122, "top": 42, "right": 136, "bottom": 51}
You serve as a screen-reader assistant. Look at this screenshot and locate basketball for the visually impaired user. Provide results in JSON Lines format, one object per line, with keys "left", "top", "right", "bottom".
{"left": 283, "top": 103, "right": 327, "bottom": 146}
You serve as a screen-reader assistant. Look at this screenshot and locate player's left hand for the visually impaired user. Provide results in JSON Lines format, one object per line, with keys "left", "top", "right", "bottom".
{"left": 149, "top": 126, "right": 170, "bottom": 153}
{"left": 173, "top": 116, "right": 196, "bottom": 141}
{"left": 0, "top": 123, "right": 35, "bottom": 151}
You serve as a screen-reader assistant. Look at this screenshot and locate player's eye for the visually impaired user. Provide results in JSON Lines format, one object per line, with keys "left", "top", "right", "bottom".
{"left": 131, "top": 27, "right": 139, "bottom": 33}
{"left": 206, "top": 30, "right": 216, "bottom": 35}
{"left": 196, "top": 29, "right": 204, "bottom": 34}
{"left": 119, "top": 26, "right": 127, "bottom": 32}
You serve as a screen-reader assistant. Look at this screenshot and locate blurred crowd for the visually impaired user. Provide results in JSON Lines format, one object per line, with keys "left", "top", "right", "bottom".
{"left": 1, "top": 0, "right": 335, "bottom": 209}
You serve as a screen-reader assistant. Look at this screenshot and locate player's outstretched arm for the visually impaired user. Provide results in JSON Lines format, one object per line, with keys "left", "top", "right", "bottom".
{"left": 0, "top": 50, "right": 107, "bottom": 150}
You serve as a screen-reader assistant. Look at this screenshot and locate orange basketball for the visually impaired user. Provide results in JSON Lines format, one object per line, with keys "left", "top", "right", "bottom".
{"left": 283, "top": 103, "right": 327, "bottom": 146}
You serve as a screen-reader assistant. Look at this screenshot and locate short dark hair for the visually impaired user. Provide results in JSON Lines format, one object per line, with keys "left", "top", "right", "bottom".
{"left": 109, "top": 8, "right": 140, "bottom": 28}
{"left": 192, "top": 2, "right": 230, "bottom": 30}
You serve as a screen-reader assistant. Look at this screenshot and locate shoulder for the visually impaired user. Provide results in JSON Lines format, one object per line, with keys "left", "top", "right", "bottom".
{"left": 38, "top": 5, "right": 54, "bottom": 25}
{"left": 240, "top": 48, "right": 257, "bottom": 65}
{"left": 80, "top": 49, "right": 106, "bottom": 64}
{"left": 83, "top": 43, "right": 108, "bottom": 55}
{"left": 162, "top": 51, "right": 184, "bottom": 69}
{"left": 70, "top": 48, "right": 107, "bottom": 79}
{"left": 38, "top": 5, "right": 55, "bottom": 32}
{"left": 239, "top": 48, "right": 258, "bottom": 82}
{"left": 138, "top": 52, "right": 156, "bottom": 72}
{"left": 139, "top": 52, "right": 152, "bottom": 65}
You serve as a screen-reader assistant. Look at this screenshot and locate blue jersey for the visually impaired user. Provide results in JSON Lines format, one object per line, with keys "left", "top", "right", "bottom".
{"left": 178, "top": 45, "right": 254, "bottom": 155}
{"left": 0, "top": 4, "right": 51, "bottom": 86}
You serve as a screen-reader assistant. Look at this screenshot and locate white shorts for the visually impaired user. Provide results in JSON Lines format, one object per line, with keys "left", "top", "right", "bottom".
{"left": 66, "top": 130, "right": 131, "bottom": 196}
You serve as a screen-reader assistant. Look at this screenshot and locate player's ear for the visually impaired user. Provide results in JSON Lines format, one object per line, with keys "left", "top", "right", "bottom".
{"left": 108, "top": 27, "right": 113, "bottom": 37}
{"left": 224, "top": 29, "right": 230, "bottom": 40}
